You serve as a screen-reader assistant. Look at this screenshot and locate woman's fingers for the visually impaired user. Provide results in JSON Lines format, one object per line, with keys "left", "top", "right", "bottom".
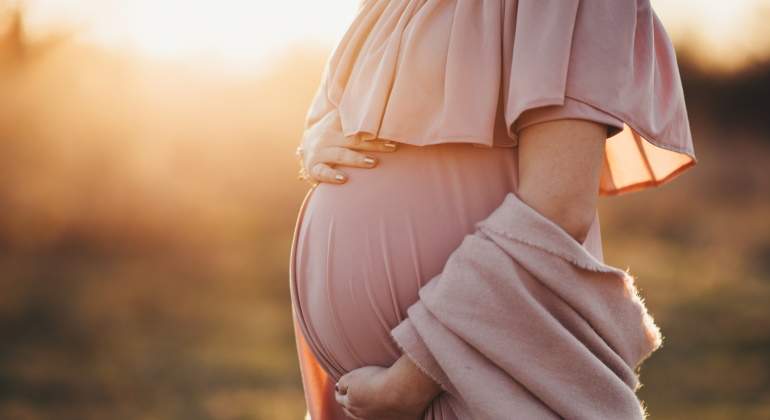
{"left": 310, "top": 162, "right": 347, "bottom": 184}
{"left": 342, "top": 406, "right": 364, "bottom": 420}
{"left": 334, "top": 392, "right": 362, "bottom": 419}
{"left": 345, "top": 137, "right": 399, "bottom": 152}
{"left": 300, "top": 134, "right": 399, "bottom": 184}
{"left": 335, "top": 391, "right": 365, "bottom": 420}
{"left": 334, "top": 390, "right": 349, "bottom": 406}
{"left": 317, "top": 146, "right": 379, "bottom": 169}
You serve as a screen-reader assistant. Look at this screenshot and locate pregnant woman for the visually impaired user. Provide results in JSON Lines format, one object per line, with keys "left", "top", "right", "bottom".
{"left": 289, "top": 1, "right": 697, "bottom": 419}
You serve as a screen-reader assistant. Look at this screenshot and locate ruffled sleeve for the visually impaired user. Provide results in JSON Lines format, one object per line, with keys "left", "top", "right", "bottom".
{"left": 305, "top": 0, "right": 697, "bottom": 196}
{"left": 505, "top": 0, "right": 697, "bottom": 195}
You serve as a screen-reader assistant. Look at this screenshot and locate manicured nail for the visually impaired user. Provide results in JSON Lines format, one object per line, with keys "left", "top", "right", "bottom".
{"left": 383, "top": 142, "right": 397, "bottom": 149}
{"left": 335, "top": 173, "right": 346, "bottom": 182}
{"left": 363, "top": 156, "right": 376, "bottom": 165}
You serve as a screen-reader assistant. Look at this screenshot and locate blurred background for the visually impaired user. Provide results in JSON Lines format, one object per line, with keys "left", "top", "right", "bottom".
{"left": 0, "top": 0, "right": 767, "bottom": 419}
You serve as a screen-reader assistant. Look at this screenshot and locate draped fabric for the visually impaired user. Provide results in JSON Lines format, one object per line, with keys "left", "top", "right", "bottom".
{"left": 304, "top": 0, "right": 697, "bottom": 196}
{"left": 389, "top": 191, "right": 662, "bottom": 419}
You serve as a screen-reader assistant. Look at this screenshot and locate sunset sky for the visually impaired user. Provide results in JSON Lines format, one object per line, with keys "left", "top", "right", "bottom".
{"left": 14, "top": 0, "right": 770, "bottom": 72}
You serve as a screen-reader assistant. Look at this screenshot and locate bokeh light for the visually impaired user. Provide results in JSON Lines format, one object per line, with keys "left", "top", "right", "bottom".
{"left": 12, "top": 0, "right": 770, "bottom": 72}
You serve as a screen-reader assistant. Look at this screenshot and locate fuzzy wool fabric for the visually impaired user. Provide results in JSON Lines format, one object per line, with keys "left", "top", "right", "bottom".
{"left": 390, "top": 191, "right": 663, "bottom": 419}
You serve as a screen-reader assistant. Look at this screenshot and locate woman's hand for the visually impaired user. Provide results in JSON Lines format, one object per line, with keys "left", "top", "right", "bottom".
{"left": 297, "top": 109, "right": 398, "bottom": 184}
{"left": 334, "top": 356, "right": 442, "bottom": 420}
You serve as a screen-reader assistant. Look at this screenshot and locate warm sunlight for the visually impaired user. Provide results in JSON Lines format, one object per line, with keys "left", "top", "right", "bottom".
{"left": 1, "top": 1, "right": 768, "bottom": 420}
{"left": 654, "top": 0, "right": 770, "bottom": 70}
{"left": 16, "top": 0, "right": 770, "bottom": 71}
{"left": 21, "top": 0, "right": 360, "bottom": 69}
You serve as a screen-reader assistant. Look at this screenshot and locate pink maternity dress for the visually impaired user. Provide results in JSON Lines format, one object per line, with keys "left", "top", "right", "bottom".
{"left": 289, "top": 1, "right": 697, "bottom": 419}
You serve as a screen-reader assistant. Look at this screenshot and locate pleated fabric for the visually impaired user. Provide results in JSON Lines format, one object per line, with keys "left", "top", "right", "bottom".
{"left": 305, "top": 0, "right": 697, "bottom": 196}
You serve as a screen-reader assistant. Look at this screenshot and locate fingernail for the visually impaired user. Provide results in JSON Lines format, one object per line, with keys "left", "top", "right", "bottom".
{"left": 363, "top": 156, "right": 376, "bottom": 165}
{"left": 335, "top": 383, "right": 340, "bottom": 392}
{"left": 383, "top": 142, "right": 397, "bottom": 149}
{"left": 335, "top": 173, "right": 346, "bottom": 182}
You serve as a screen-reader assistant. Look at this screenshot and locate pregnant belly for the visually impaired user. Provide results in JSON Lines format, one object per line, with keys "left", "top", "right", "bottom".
{"left": 293, "top": 142, "right": 518, "bottom": 375}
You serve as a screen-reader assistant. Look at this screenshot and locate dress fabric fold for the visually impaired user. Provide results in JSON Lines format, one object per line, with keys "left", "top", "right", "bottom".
{"left": 306, "top": 0, "right": 697, "bottom": 196}
{"left": 389, "top": 191, "right": 662, "bottom": 419}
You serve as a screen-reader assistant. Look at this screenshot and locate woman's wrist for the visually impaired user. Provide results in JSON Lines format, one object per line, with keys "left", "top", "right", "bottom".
{"left": 384, "top": 354, "right": 443, "bottom": 410}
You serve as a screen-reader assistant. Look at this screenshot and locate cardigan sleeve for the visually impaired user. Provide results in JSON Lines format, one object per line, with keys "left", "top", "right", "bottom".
{"left": 387, "top": 191, "right": 661, "bottom": 419}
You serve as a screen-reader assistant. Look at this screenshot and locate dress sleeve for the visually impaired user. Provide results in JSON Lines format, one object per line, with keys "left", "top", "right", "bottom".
{"left": 513, "top": 96, "right": 625, "bottom": 139}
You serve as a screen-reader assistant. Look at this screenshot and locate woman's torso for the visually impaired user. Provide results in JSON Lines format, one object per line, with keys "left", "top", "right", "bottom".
{"left": 294, "top": 142, "right": 518, "bottom": 375}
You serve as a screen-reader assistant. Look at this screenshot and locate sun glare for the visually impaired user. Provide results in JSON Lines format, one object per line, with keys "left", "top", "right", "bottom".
{"left": 654, "top": 0, "right": 770, "bottom": 70}
{"left": 15, "top": 0, "right": 770, "bottom": 72}
{"left": 21, "top": 0, "right": 360, "bottom": 69}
